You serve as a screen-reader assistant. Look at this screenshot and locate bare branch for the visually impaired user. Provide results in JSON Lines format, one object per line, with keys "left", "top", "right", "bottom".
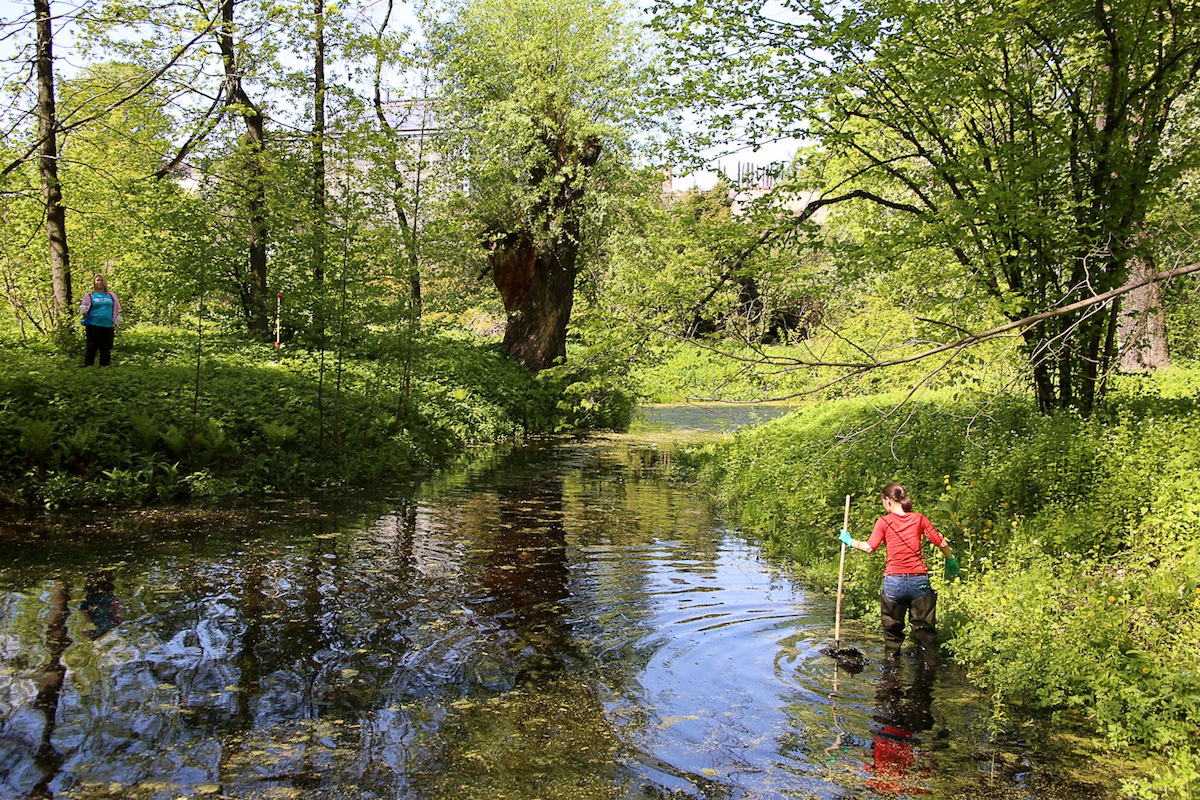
{"left": 1, "top": 18, "right": 218, "bottom": 179}
{"left": 153, "top": 85, "right": 226, "bottom": 180}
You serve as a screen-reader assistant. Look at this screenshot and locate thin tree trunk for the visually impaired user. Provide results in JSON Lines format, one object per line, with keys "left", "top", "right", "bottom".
{"left": 372, "top": 5, "right": 428, "bottom": 415}
{"left": 371, "top": 3, "right": 425, "bottom": 315}
{"left": 1078, "top": 311, "right": 1107, "bottom": 418}
{"left": 34, "top": 0, "right": 70, "bottom": 320}
{"left": 218, "top": 0, "right": 270, "bottom": 337}
{"left": 245, "top": 143, "right": 269, "bottom": 336}
{"left": 311, "top": 0, "right": 326, "bottom": 287}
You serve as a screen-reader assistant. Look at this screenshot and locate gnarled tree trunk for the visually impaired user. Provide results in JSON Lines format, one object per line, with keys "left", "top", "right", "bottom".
{"left": 491, "top": 231, "right": 578, "bottom": 373}
{"left": 489, "top": 135, "right": 600, "bottom": 373}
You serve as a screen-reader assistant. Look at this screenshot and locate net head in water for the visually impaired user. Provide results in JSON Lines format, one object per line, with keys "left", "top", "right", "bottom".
{"left": 821, "top": 645, "right": 867, "bottom": 673}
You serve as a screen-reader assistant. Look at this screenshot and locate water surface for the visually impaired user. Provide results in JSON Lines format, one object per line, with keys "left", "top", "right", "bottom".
{"left": 0, "top": 418, "right": 1122, "bottom": 799}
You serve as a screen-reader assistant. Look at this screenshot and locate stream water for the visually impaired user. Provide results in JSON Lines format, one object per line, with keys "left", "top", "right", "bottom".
{"left": 0, "top": 406, "right": 1121, "bottom": 799}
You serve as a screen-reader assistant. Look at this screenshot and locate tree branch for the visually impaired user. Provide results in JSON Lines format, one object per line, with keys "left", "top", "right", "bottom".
{"left": 687, "top": 187, "right": 924, "bottom": 323}
{"left": 1, "top": 20, "right": 218, "bottom": 180}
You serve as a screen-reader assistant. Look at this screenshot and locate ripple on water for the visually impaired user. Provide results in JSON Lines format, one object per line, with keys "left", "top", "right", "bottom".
{"left": 571, "top": 536, "right": 879, "bottom": 797}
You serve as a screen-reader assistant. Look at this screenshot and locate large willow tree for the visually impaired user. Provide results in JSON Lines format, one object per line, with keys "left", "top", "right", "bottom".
{"left": 654, "top": 0, "right": 1200, "bottom": 415}
{"left": 431, "top": 0, "right": 646, "bottom": 372}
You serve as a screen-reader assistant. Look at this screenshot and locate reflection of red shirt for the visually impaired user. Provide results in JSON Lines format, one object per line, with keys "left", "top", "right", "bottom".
{"left": 868, "top": 725, "right": 933, "bottom": 795}
{"left": 867, "top": 513, "right": 945, "bottom": 575}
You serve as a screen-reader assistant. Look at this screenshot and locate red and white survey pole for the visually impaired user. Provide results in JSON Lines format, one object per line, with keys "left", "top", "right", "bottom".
{"left": 274, "top": 292, "right": 282, "bottom": 349}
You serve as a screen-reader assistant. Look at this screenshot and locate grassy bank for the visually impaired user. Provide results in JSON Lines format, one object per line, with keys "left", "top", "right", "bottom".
{"left": 632, "top": 336, "right": 1021, "bottom": 403}
{"left": 1, "top": 325, "right": 572, "bottom": 508}
{"left": 685, "top": 370, "right": 1200, "bottom": 798}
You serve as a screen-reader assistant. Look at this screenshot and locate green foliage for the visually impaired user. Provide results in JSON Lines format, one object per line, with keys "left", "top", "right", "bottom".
{"left": 431, "top": 0, "right": 647, "bottom": 244}
{"left": 1165, "top": 276, "right": 1200, "bottom": 361}
{"left": 652, "top": 0, "right": 1200, "bottom": 416}
{"left": 0, "top": 325, "right": 560, "bottom": 508}
{"left": 16, "top": 418, "right": 55, "bottom": 462}
{"left": 693, "top": 369, "right": 1200, "bottom": 794}
{"left": 947, "top": 539, "right": 1200, "bottom": 800}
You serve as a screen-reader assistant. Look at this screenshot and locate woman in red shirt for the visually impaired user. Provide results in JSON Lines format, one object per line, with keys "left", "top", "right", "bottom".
{"left": 840, "top": 483, "right": 958, "bottom": 660}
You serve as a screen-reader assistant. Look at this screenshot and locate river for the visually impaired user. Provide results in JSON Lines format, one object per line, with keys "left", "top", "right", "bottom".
{"left": 0, "top": 406, "right": 1122, "bottom": 799}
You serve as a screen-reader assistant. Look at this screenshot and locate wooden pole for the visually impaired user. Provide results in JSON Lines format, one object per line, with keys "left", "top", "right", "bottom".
{"left": 834, "top": 494, "right": 850, "bottom": 647}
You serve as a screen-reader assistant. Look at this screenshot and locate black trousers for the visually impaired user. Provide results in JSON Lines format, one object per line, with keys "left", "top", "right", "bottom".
{"left": 880, "top": 589, "right": 938, "bottom": 660}
{"left": 85, "top": 325, "right": 115, "bottom": 366}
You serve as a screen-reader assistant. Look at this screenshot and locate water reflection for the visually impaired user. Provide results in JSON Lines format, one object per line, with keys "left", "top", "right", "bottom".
{"left": 79, "top": 573, "right": 122, "bottom": 641}
{"left": 30, "top": 580, "right": 70, "bottom": 799}
{"left": 868, "top": 660, "right": 937, "bottom": 795}
{"left": 0, "top": 439, "right": 1119, "bottom": 799}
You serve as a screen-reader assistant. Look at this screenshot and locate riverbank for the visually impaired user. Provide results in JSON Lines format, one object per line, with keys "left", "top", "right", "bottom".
{"left": 684, "top": 369, "right": 1200, "bottom": 799}
{"left": 0, "top": 325, "right": 594, "bottom": 509}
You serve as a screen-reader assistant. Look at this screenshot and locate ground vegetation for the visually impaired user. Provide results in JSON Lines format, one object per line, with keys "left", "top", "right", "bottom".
{"left": 683, "top": 369, "right": 1200, "bottom": 798}
{"left": 0, "top": 325, "right": 563, "bottom": 508}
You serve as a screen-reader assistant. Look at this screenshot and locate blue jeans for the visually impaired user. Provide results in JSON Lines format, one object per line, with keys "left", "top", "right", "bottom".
{"left": 880, "top": 574, "right": 937, "bottom": 658}
{"left": 882, "top": 574, "right": 933, "bottom": 605}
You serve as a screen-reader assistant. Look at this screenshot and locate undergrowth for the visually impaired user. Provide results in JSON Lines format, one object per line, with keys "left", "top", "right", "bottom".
{"left": 687, "top": 367, "right": 1200, "bottom": 799}
{"left": 0, "top": 325, "right": 565, "bottom": 508}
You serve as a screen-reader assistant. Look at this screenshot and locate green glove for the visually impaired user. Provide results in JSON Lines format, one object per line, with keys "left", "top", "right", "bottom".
{"left": 838, "top": 529, "right": 854, "bottom": 547}
{"left": 945, "top": 556, "right": 960, "bottom": 580}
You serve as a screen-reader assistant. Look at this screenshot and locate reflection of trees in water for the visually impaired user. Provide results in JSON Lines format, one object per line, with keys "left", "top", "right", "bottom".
{"left": 417, "top": 468, "right": 624, "bottom": 799}
{"left": 482, "top": 474, "right": 575, "bottom": 680}
{"left": 0, "top": 440, "right": 735, "bottom": 798}
{"left": 29, "top": 579, "right": 71, "bottom": 799}
{"left": 214, "top": 525, "right": 378, "bottom": 791}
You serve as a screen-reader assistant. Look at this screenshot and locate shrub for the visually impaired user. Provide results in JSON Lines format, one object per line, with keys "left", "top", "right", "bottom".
{"left": 693, "top": 369, "right": 1200, "bottom": 794}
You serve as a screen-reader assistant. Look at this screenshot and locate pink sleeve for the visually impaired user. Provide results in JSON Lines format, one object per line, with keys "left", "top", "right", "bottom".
{"left": 112, "top": 293, "right": 122, "bottom": 323}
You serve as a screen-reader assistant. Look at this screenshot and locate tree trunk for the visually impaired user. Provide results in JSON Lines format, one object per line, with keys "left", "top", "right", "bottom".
{"left": 219, "top": 0, "right": 270, "bottom": 337}
{"left": 34, "top": 0, "right": 70, "bottom": 320}
{"left": 311, "top": 0, "right": 326, "bottom": 287}
{"left": 1077, "top": 311, "right": 1109, "bottom": 419}
{"left": 492, "top": 231, "right": 577, "bottom": 372}
{"left": 244, "top": 141, "right": 269, "bottom": 337}
{"left": 490, "top": 132, "right": 601, "bottom": 373}
{"left": 1118, "top": 256, "right": 1170, "bottom": 371}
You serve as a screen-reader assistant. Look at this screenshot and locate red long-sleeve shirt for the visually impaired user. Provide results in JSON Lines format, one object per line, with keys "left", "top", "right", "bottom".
{"left": 866, "top": 512, "right": 946, "bottom": 576}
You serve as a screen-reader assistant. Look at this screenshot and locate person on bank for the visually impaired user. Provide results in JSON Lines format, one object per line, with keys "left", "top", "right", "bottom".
{"left": 839, "top": 482, "right": 959, "bottom": 659}
{"left": 79, "top": 274, "right": 122, "bottom": 367}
